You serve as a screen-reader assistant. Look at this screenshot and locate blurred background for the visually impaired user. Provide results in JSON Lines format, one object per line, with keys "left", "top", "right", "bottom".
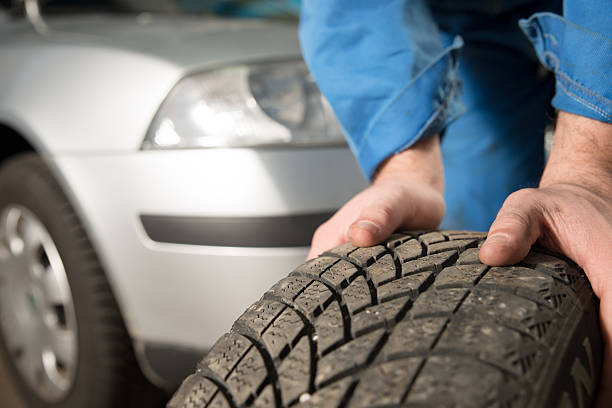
{"left": 0, "top": 1, "right": 366, "bottom": 406}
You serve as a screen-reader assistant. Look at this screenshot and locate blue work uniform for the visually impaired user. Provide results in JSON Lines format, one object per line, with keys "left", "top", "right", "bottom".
{"left": 299, "top": 0, "right": 612, "bottom": 230}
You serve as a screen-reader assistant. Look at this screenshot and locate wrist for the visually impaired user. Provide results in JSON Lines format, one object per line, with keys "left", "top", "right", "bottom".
{"left": 373, "top": 134, "right": 444, "bottom": 194}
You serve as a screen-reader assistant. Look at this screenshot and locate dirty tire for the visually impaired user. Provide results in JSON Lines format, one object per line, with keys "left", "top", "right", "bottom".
{"left": 169, "top": 231, "right": 602, "bottom": 408}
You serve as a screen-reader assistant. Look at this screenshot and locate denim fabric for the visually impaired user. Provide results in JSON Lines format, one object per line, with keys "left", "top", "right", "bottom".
{"left": 299, "top": 0, "right": 611, "bottom": 229}
{"left": 299, "top": 0, "right": 465, "bottom": 180}
{"left": 519, "top": 1, "right": 612, "bottom": 123}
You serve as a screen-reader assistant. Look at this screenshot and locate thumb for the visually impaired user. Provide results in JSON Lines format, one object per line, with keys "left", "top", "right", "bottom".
{"left": 479, "top": 190, "right": 542, "bottom": 266}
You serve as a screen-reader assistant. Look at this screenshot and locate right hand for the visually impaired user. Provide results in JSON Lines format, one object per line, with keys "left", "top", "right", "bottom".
{"left": 307, "top": 134, "right": 446, "bottom": 259}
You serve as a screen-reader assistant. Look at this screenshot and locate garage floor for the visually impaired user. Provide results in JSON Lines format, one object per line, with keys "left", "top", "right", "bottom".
{"left": 0, "top": 352, "right": 26, "bottom": 407}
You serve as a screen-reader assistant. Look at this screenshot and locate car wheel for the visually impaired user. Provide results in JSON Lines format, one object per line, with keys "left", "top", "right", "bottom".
{"left": 169, "top": 230, "right": 602, "bottom": 407}
{"left": 0, "top": 153, "right": 164, "bottom": 408}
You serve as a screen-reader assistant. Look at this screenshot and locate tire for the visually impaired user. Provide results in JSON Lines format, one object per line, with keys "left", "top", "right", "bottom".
{"left": 168, "top": 230, "right": 602, "bottom": 407}
{"left": 0, "top": 154, "right": 165, "bottom": 408}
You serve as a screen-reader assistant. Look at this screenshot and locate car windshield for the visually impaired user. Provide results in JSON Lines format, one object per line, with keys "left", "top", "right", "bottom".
{"left": 3, "top": 0, "right": 301, "bottom": 18}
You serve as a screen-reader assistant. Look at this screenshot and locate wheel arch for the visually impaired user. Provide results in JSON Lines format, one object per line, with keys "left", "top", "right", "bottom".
{"left": 0, "top": 121, "right": 157, "bottom": 383}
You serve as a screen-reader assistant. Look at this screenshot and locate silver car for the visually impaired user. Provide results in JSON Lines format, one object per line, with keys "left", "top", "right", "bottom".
{"left": 0, "top": 1, "right": 365, "bottom": 406}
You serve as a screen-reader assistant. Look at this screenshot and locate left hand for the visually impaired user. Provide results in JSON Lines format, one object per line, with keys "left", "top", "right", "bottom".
{"left": 479, "top": 112, "right": 612, "bottom": 407}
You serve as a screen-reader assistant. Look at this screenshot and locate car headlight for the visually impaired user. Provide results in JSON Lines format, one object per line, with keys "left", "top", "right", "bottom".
{"left": 143, "top": 60, "right": 345, "bottom": 149}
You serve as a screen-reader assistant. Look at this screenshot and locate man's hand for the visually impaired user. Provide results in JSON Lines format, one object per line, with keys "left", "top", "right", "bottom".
{"left": 479, "top": 112, "right": 612, "bottom": 406}
{"left": 307, "top": 134, "right": 445, "bottom": 259}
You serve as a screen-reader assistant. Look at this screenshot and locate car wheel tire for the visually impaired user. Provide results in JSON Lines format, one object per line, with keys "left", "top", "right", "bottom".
{"left": 169, "top": 230, "right": 602, "bottom": 408}
{"left": 0, "top": 153, "right": 165, "bottom": 408}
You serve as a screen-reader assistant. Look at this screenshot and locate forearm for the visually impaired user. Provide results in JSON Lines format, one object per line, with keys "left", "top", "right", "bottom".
{"left": 541, "top": 111, "right": 612, "bottom": 193}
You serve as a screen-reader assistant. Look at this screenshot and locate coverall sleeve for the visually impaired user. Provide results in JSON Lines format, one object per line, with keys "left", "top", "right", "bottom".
{"left": 299, "top": 0, "right": 464, "bottom": 179}
{"left": 519, "top": 0, "right": 612, "bottom": 124}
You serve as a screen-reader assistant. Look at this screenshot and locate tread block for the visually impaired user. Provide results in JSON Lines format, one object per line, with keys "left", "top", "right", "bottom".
{"left": 456, "top": 247, "right": 482, "bottom": 265}
{"left": 351, "top": 297, "right": 412, "bottom": 336}
{"left": 262, "top": 307, "right": 305, "bottom": 361}
{"left": 201, "top": 332, "right": 251, "bottom": 379}
{"left": 385, "top": 233, "right": 413, "bottom": 249}
{"left": 225, "top": 347, "right": 268, "bottom": 406}
{"left": 463, "top": 288, "right": 541, "bottom": 328}
{"left": 437, "top": 314, "right": 535, "bottom": 376}
{"left": 324, "top": 242, "right": 356, "bottom": 258}
{"left": 316, "top": 329, "right": 385, "bottom": 386}
{"left": 426, "top": 238, "right": 478, "bottom": 255}
{"left": 480, "top": 267, "right": 576, "bottom": 311}
{"left": 367, "top": 296, "right": 411, "bottom": 323}
{"left": 234, "top": 299, "right": 285, "bottom": 336}
{"left": 321, "top": 260, "right": 359, "bottom": 289}
{"left": 392, "top": 239, "right": 423, "bottom": 263}
{"left": 208, "top": 392, "right": 232, "bottom": 408}
{"left": 253, "top": 385, "right": 275, "bottom": 408}
{"left": 418, "top": 231, "right": 447, "bottom": 245}
{"left": 367, "top": 254, "right": 397, "bottom": 286}
{"left": 520, "top": 251, "right": 581, "bottom": 285}
{"left": 434, "top": 264, "right": 488, "bottom": 288}
{"left": 406, "top": 355, "right": 503, "bottom": 404}
{"left": 401, "top": 251, "right": 457, "bottom": 276}
{"left": 343, "top": 276, "right": 373, "bottom": 314}
{"left": 296, "top": 378, "right": 354, "bottom": 408}
{"left": 167, "top": 375, "right": 218, "bottom": 408}
{"left": 314, "top": 301, "right": 345, "bottom": 354}
{"left": 347, "top": 358, "right": 422, "bottom": 407}
{"left": 278, "top": 336, "right": 311, "bottom": 405}
{"left": 351, "top": 310, "right": 386, "bottom": 337}
{"left": 377, "top": 272, "right": 433, "bottom": 302}
{"left": 409, "top": 288, "right": 468, "bottom": 317}
{"left": 348, "top": 245, "right": 387, "bottom": 266}
{"left": 442, "top": 231, "right": 486, "bottom": 240}
{"left": 267, "top": 275, "right": 313, "bottom": 302}
{"left": 293, "top": 256, "right": 339, "bottom": 278}
{"left": 381, "top": 317, "right": 447, "bottom": 358}
{"left": 295, "top": 281, "right": 334, "bottom": 317}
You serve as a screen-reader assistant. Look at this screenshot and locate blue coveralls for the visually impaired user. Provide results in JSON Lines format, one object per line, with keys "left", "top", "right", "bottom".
{"left": 299, "top": 0, "right": 612, "bottom": 230}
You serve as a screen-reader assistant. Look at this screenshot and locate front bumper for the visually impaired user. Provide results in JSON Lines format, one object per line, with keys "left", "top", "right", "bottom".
{"left": 50, "top": 147, "right": 365, "bottom": 353}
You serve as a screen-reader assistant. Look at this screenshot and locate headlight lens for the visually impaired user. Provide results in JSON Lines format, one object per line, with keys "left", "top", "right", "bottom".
{"left": 143, "top": 61, "right": 345, "bottom": 149}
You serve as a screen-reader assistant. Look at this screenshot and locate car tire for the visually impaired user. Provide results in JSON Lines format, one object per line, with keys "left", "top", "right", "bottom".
{"left": 168, "top": 230, "right": 602, "bottom": 407}
{"left": 0, "top": 153, "right": 165, "bottom": 408}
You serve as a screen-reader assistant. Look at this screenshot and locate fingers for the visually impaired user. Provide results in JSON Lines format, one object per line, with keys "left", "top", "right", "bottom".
{"left": 479, "top": 189, "right": 542, "bottom": 266}
{"left": 346, "top": 193, "right": 404, "bottom": 247}
{"left": 307, "top": 184, "right": 409, "bottom": 259}
{"left": 307, "top": 181, "right": 444, "bottom": 259}
{"left": 347, "top": 182, "right": 444, "bottom": 247}
{"left": 307, "top": 223, "right": 345, "bottom": 260}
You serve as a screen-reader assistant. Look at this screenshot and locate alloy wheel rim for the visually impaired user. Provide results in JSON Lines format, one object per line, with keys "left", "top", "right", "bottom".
{"left": 0, "top": 205, "right": 78, "bottom": 402}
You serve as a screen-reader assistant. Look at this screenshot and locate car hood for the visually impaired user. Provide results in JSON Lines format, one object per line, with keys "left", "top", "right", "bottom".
{"left": 34, "top": 13, "right": 301, "bottom": 70}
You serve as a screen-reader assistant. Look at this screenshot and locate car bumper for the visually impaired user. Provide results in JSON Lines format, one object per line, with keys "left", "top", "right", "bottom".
{"left": 50, "top": 147, "right": 365, "bottom": 353}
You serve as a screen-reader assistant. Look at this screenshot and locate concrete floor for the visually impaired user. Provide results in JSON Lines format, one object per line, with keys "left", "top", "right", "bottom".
{"left": 0, "top": 351, "right": 27, "bottom": 408}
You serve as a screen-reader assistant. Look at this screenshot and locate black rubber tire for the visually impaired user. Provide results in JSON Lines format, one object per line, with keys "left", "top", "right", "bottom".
{"left": 0, "top": 154, "right": 165, "bottom": 408}
{"left": 169, "top": 230, "right": 602, "bottom": 408}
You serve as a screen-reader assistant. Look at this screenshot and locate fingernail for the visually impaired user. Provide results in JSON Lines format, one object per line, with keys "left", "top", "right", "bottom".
{"left": 355, "top": 220, "right": 379, "bottom": 234}
{"left": 485, "top": 233, "right": 509, "bottom": 245}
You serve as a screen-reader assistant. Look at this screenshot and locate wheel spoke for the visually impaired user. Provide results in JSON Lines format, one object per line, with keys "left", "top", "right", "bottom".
{"left": 47, "top": 327, "right": 76, "bottom": 371}
{"left": 40, "top": 266, "right": 70, "bottom": 304}
{"left": 1, "top": 207, "right": 25, "bottom": 256}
